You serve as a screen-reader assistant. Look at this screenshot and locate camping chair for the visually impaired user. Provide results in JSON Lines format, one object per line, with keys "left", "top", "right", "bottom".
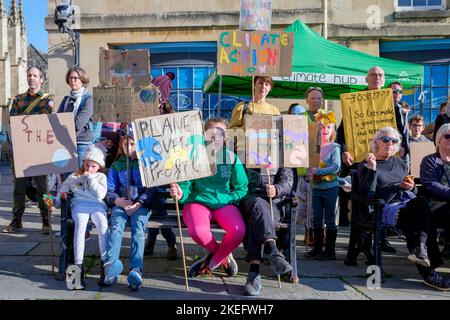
{"left": 344, "top": 170, "right": 385, "bottom": 274}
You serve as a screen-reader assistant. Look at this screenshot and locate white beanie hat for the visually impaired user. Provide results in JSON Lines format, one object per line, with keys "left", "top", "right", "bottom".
{"left": 82, "top": 145, "right": 105, "bottom": 168}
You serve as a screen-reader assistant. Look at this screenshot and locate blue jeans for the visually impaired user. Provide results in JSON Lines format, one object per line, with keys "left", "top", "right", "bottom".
{"left": 105, "top": 206, "right": 151, "bottom": 271}
{"left": 77, "top": 143, "right": 92, "bottom": 168}
{"left": 312, "top": 187, "right": 339, "bottom": 230}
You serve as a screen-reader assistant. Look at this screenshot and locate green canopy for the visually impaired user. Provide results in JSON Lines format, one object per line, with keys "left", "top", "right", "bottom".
{"left": 203, "top": 19, "right": 424, "bottom": 100}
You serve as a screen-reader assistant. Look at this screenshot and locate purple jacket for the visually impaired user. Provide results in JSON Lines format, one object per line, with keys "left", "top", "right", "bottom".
{"left": 420, "top": 152, "right": 450, "bottom": 201}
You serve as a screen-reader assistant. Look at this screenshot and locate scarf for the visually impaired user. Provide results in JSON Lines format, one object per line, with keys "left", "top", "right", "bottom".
{"left": 64, "top": 87, "right": 86, "bottom": 116}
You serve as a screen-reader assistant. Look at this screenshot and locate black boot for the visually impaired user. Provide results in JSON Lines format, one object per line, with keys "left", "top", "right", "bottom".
{"left": 316, "top": 229, "right": 337, "bottom": 260}
{"left": 144, "top": 234, "right": 157, "bottom": 256}
{"left": 305, "top": 229, "right": 323, "bottom": 258}
{"left": 98, "top": 260, "right": 110, "bottom": 287}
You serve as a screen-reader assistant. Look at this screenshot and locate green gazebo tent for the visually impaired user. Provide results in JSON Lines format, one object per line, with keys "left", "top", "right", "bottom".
{"left": 203, "top": 19, "right": 424, "bottom": 100}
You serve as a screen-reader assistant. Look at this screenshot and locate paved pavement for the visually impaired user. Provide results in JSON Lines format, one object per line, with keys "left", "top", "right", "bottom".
{"left": 1, "top": 162, "right": 450, "bottom": 300}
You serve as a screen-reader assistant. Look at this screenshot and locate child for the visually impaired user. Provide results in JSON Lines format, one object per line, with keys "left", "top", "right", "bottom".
{"left": 305, "top": 110, "right": 341, "bottom": 260}
{"left": 59, "top": 145, "right": 108, "bottom": 289}
{"left": 103, "top": 128, "right": 157, "bottom": 291}
{"left": 169, "top": 118, "right": 248, "bottom": 277}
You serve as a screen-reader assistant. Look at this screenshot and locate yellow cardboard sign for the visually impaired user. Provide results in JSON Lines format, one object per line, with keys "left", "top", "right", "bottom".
{"left": 341, "top": 89, "right": 397, "bottom": 163}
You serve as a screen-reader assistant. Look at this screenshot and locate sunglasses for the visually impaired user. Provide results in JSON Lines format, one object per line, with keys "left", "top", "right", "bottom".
{"left": 392, "top": 89, "right": 403, "bottom": 94}
{"left": 379, "top": 136, "right": 399, "bottom": 144}
{"left": 444, "top": 134, "right": 450, "bottom": 140}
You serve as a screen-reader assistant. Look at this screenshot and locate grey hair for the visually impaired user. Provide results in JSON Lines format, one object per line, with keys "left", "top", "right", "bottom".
{"left": 27, "top": 66, "right": 45, "bottom": 79}
{"left": 436, "top": 123, "right": 450, "bottom": 152}
{"left": 371, "top": 126, "right": 402, "bottom": 154}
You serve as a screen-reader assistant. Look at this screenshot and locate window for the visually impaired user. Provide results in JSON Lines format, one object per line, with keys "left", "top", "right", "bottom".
{"left": 396, "top": 0, "right": 445, "bottom": 11}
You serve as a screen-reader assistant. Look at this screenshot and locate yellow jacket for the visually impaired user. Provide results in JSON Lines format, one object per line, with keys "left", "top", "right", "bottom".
{"left": 228, "top": 101, "right": 281, "bottom": 129}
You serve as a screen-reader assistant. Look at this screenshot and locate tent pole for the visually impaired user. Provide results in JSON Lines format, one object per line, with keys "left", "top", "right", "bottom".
{"left": 218, "top": 75, "right": 223, "bottom": 117}
{"left": 323, "top": 0, "right": 328, "bottom": 110}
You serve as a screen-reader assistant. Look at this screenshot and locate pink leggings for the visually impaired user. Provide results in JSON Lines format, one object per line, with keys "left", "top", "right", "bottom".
{"left": 182, "top": 203, "right": 246, "bottom": 269}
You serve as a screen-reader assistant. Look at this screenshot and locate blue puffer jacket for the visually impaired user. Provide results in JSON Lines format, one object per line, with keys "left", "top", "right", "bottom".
{"left": 420, "top": 152, "right": 450, "bottom": 201}
{"left": 106, "top": 155, "right": 156, "bottom": 208}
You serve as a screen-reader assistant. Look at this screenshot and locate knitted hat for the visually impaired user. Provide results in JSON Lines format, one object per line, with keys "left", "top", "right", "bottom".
{"left": 82, "top": 145, "right": 105, "bottom": 167}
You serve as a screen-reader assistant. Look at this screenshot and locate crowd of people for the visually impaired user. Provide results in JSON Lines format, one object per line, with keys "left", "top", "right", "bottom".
{"left": 0, "top": 65, "right": 449, "bottom": 294}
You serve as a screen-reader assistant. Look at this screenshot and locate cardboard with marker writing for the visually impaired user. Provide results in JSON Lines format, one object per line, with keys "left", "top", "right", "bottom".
{"left": 341, "top": 89, "right": 397, "bottom": 163}
{"left": 132, "top": 110, "right": 214, "bottom": 188}
{"left": 217, "top": 30, "right": 293, "bottom": 77}
{"left": 9, "top": 113, "right": 78, "bottom": 178}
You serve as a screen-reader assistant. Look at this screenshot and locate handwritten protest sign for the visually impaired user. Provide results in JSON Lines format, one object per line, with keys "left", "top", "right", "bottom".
{"left": 239, "top": 0, "right": 272, "bottom": 31}
{"left": 341, "top": 89, "right": 397, "bottom": 163}
{"left": 99, "top": 49, "right": 151, "bottom": 87}
{"left": 245, "top": 115, "right": 280, "bottom": 168}
{"left": 132, "top": 110, "right": 213, "bottom": 188}
{"left": 93, "top": 85, "right": 160, "bottom": 122}
{"left": 410, "top": 141, "right": 435, "bottom": 177}
{"left": 283, "top": 115, "right": 309, "bottom": 168}
{"left": 217, "top": 30, "right": 293, "bottom": 77}
{"left": 10, "top": 113, "right": 78, "bottom": 178}
{"left": 308, "top": 122, "right": 322, "bottom": 168}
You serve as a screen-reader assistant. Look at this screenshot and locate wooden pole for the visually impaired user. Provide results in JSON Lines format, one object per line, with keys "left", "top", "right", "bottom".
{"left": 174, "top": 197, "right": 189, "bottom": 291}
{"left": 266, "top": 167, "right": 281, "bottom": 289}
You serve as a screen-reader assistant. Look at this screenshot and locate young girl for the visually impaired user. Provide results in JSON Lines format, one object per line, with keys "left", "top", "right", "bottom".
{"left": 305, "top": 110, "right": 341, "bottom": 260}
{"left": 59, "top": 145, "right": 108, "bottom": 289}
{"left": 103, "top": 129, "right": 157, "bottom": 291}
{"left": 170, "top": 118, "right": 248, "bottom": 277}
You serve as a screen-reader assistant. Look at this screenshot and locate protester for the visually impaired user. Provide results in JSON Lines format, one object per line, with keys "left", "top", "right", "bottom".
{"left": 229, "top": 76, "right": 280, "bottom": 129}
{"left": 169, "top": 118, "right": 248, "bottom": 278}
{"left": 305, "top": 110, "right": 341, "bottom": 260}
{"left": 354, "top": 126, "right": 450, "bottom": 290}
{"left": 409, "top": 115, "right": 430, "bottom": 143}
{"left": 239, "top": 158, "right": 293, "bottom": 296}
{"left": 103, "top": 128, "right": 157, "bottom": 291}
{"left": 433, "top": 102, "right": 450, "bottom": 143}
{"left": 388, "top": 82, "right": 410, "bottom": 164}
{"left": 420, "top": 123, "right": 450, "bottom": 262}
{"left": 423, "top": 102, "right": 447, "bottom": 141}
{"left": 305, "top": 87, "right": 324, "bottom": 120}
{"left": 2, "top": 66, "right": 55, "bottom": 234}
{"left": 152, "top": 71, "right": 176, "bottom": 114}
{"left": 144, "top": 100, "right": 178, "bottom": 261}
{"left": 57, "top": 66, "right": 94, "bottom": 167}
{"left": 58, "top": 145, "right": 108, "bottom": 289}
{"left": 337, "top": 66, "right": 396, "bottom": 253}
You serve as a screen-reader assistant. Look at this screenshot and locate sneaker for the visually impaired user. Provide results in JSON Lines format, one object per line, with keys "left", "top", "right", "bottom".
{"left": 104, "top": 260, "right": 123, "bottom": 285}
{"left": 127, "top": 268, "right": 143, "bottom": 291}
{"left": 267, "top": 251, "right": 293, "bottom": 275}
{"left": 222, "top": 253, "right": 238, "bottom": 277}
{"left": 189, "top": 253, "right": 212, "bottom": 278}
{"left": 408, "top": 247, "right": 431, "bottom": 267}
{"left": 423, "top": 270, "right": 450, "bottom": 291}
{"left": 166, "top": 245, "right": 177, "bottom": 261}
{"left": 2, "top": 219, "right": 22, "bottom": 233}
{"left": 244, "top": 272, "right": 262, "bottom": 296}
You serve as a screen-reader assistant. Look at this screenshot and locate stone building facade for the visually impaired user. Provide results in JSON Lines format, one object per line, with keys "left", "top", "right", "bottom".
{"left": 45, "top": 0, "right": 450, "bottom": 122}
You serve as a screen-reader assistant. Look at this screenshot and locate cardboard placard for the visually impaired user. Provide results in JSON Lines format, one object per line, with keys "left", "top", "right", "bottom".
{"left": 245, "top": 115, "right": 280, "bottom": 168}
{"left": 410, "top": 141, "right": 436, "bottom": 177}
{"left": 10, "top": 113, "right": 78, "bottom": 178}
{"left": 99, "top": 49, "right": 151, "bottom": 87}
{"left": 239, "top": 0, "right": 272, "bottom": 31}
{"left": 283, "top": 115, "right": 309, "bottom": 168}
{"left": 217, "top": 30, "right": 294, "bottom": 77}
{"left": 132, "top": 110, "right": 214, "bottom": 188}
{"left": 308, "top": 122, "right": 322, "bottom": 168}
{"left": 341, "top": 89, "right": 397, "bottom": 163}
{"left": 93, "top": 85, "right": 160, "bottom": 122}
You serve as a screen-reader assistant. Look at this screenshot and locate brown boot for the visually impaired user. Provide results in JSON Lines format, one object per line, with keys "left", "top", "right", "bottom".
{"left": 2, "top": 218, "right": 22, "bottom": 233}
{"left": 41, "top": 216, "right": 50, "bottom": 235}
{"left": 166, "top": 244, "right": 178, "bottom": 260}
{"left": 304, "top": 227, "right": 314, "bottom": 246}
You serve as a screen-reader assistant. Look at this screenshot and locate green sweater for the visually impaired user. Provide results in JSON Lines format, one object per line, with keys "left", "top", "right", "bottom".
{"left": 178, "top": 149, "right": 248, "bottom": 210}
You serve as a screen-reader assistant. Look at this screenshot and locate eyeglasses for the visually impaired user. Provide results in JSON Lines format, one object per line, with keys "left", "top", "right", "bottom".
{"left": 444, "top": 134, "right": 450, "bottom": 140}
{"left": 379, "top": 136, "right": 399, "bottom": 144}
{"left": 369, "top": 73, "right": 384, "bottom": 78}
{"left": 392, "top": 89, "right": 403, "bottom": 94}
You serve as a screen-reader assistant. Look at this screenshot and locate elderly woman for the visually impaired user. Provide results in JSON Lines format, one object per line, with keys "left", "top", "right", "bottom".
{"left": 57, "top": 66, "right": 94, "bottom": 167}
{"left": 420, "top": 123, "right": 450, "bottom": 260}
{"left": 357, "top": 126, "right": 450, "bottom": 291}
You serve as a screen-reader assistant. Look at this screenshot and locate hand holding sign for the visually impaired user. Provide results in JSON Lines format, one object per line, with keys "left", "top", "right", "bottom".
{"left": 170, "top": 183, "right": 183, "bottom": 201}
